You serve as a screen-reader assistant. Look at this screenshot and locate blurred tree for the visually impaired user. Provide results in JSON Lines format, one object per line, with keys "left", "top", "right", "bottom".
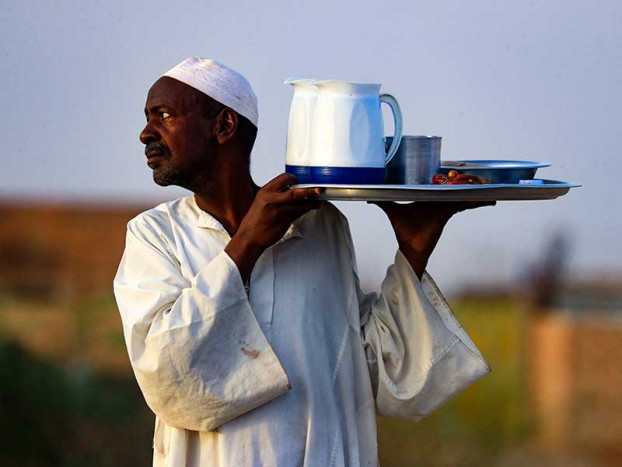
{"left": 524, "top": 231, "right": 571, "bottom": 310}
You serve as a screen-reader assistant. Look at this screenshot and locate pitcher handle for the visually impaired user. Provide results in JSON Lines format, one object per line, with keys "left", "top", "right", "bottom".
{"left": 379, "top": 94, "right": 403, "bottom": 165}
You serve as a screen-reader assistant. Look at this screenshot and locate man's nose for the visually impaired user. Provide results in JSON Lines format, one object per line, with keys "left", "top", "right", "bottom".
{"left": 140, "top": 120, "right": 160, "bottom": 145}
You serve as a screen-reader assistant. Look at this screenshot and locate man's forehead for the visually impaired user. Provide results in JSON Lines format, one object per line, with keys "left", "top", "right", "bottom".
{"left": 145, "top": 77, "right": 204, "bottom": 107}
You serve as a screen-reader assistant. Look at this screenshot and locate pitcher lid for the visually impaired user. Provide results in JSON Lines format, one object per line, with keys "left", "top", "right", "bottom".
{"left": 312, "top": 80, "right": 381, "bottom": 95}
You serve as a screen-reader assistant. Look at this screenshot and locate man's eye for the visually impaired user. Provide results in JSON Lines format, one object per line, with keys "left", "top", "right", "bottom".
{"left": 161, "top": 112, "right": 171, "bottom": 119}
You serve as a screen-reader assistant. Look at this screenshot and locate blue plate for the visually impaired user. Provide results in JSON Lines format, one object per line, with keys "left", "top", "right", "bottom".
{"left": 439, "top": 160, "right": 551, "bottom": 184}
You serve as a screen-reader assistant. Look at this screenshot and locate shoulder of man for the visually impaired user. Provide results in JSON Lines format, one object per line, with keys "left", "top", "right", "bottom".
{"left": 124, "top": 196, "right": 197, "bottom": 255}
{"left": 128, "top": 196, "right": 194, "bottom": 230}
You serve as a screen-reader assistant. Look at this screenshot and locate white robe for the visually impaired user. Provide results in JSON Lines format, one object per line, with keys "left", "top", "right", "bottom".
{"left": 113, "top": 196, "right": 490, "bottom": 466}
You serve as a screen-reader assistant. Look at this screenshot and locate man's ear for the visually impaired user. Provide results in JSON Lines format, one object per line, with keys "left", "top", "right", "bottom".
{"left": 214, "top": 108, "right": 238, "bottom": 144}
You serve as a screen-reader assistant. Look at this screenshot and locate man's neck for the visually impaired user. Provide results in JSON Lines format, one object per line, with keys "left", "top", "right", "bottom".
{"left": 193, "top": 170, "right": 258, "bottom": 237}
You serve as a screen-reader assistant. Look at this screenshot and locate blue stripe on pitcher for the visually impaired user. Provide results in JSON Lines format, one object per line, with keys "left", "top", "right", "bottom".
{"left": 285, "top": 165, "right": 386, "bottom": 184}
{"left": 309, "top": 166, "right": 386, "bottom": 184}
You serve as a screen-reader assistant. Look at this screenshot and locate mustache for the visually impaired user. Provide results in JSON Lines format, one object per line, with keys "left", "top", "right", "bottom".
{"left": 145, "top": 142, "right": 171, "bottom": 157}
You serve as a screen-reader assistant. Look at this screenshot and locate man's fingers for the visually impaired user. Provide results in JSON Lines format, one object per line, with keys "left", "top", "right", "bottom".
{"left": 275, "top": 186, "right": 324, "bottom": 203}
{"left": 369, "top": 200, "right": 495, "bottom": 219}
{"left": 263, "top": 173, "right": 299, "bottom": 193}
{"left": 261, "top": 174, "right": 325, "bottom": 201}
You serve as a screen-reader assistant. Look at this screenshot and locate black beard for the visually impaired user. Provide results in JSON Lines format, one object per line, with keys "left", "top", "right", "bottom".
{"left": 153, "top": 166, "right": 187, "bottom": 187}
{"left": 145, "top": 143, "right": 186, "bottom": 187}
{"left": 147, "top": 142, "right": 215, "bottom": 191}
{"left": 153, "top": 162, "right": 211, "bottom": 192}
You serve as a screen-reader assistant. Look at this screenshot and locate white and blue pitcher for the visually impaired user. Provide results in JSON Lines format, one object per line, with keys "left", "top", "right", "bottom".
{"left": 285, "top": 79, "right": 402, "bottom": 184}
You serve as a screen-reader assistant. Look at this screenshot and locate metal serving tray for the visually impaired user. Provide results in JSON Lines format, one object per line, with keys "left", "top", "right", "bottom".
{"left": 295, "top": 179, "right": 581, "bottom": 202}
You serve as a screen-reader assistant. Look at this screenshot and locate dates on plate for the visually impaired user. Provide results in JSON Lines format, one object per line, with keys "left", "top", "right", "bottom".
{"left": 432, "top": 170, "right": 491, "bottom": 185}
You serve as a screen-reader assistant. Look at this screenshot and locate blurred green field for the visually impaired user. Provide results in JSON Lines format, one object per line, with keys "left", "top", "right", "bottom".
{"left": 0, "top": 292, "right": 532, "bottom": 466}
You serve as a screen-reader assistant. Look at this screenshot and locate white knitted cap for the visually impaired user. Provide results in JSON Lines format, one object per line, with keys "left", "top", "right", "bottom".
{"left": 163, "top": 57, "right": 258, "bottom": 127}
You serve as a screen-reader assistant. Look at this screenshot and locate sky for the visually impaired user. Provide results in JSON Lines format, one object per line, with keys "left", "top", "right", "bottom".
{"left": 1, "top": 0, "right": 620, "bottom": 293}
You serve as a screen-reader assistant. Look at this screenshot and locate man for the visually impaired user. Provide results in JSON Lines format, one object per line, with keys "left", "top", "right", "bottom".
{"left": 114, "top": 57, "right": 492, "bottom": 466}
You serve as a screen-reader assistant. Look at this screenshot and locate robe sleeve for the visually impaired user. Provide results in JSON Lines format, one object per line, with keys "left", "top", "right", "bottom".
{"left": 113, "top": 219, "right": 291, "bottom": 432}
{"left": 342, "top": 218, "right": 491, "bottom": 422}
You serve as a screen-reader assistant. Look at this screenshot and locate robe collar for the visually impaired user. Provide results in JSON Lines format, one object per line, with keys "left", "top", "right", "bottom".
{"left": 193, "top": 197, "right": 302, "bottom": 243}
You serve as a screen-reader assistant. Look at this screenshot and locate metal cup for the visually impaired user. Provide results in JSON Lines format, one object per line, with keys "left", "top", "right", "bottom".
{"left": 385, "top": 135, "right": 441, "bottom": 185}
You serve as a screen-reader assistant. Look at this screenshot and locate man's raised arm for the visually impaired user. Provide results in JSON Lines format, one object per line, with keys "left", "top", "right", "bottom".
{"left": 114, "top": 217, "right": 289, "bottom": 432}
{"left": 344, "top": 202, "right": 494, "bottom": 420}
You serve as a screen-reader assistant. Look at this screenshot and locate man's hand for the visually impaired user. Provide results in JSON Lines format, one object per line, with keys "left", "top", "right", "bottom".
{"left": 372, "top": 201, "right": 496, "bottom": 279}
{"left": 226, "top": 173, "right": 323, "bottom": 283}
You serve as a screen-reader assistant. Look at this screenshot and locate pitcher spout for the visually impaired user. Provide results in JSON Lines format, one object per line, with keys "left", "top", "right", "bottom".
{"left": 284, "top": 78, "right": 315, "bottom": 87}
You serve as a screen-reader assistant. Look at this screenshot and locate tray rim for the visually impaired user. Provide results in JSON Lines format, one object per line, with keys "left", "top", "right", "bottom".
{"left": 294, "top": 179, "right": 581, "bottom": 202}
{"left": 295, "top": 179, "right": 581, "bottom": 191}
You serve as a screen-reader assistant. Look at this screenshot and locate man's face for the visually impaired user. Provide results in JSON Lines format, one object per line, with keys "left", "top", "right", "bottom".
{"left": 140, "top": 77, "right": 217, "bottom": 189}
